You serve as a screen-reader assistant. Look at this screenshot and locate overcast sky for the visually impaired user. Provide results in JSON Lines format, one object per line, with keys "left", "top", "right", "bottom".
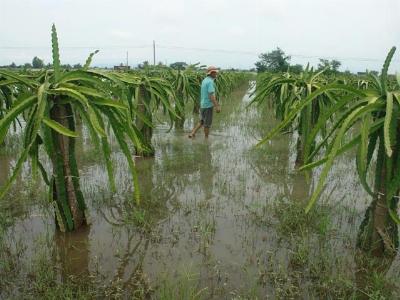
{"left": 1, "top": 0, "right": 399, "bottom": 72}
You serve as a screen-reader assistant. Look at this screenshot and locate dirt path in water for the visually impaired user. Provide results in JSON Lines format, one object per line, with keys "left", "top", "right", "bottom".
{"left": 1, "top": 83, "right": 400, "bottom": 299}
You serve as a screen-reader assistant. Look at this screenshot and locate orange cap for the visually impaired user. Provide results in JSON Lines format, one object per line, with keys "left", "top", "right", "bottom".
{"left": 206, "top": 66, "right": 219, "bottom": 74}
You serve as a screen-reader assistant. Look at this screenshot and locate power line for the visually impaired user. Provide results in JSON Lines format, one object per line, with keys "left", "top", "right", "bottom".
{"left": 157, "top": 44, "right": 257, "bottom": 56}
{"left": 289, "top": 53, "right": 397, "bottom": 63}
{"left": 0, "top": 45, "right": 151, "bottom": 49}
{"left": 0, "top": 44, "right": 399, "bottom": 63}
{"left": 157, "top": 44, "right": 400, "bottom": 63}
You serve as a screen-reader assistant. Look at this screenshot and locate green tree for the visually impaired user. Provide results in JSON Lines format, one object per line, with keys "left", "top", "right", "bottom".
{"left": 32, "top": 56, "right": 44, "bottom": 69}
{"left": 170, "top": 62, "right": 187, "bottom": 70}
{"left": 331, "top": 59, "right": 341, "bottom": 72}
{"left": 317, "top": 58, "right": 341, "bottom": 75}
{"left": 61, "top": 64, "right": 72, "bottom": 70}
{"left": 290, "top": 64, "right": 304, "bottom": 74}
{"left": 255, "top": 48, "right": 291, "bottom": 73}
{"left": 138, "top": 61, "right": 150, "bottom": 69}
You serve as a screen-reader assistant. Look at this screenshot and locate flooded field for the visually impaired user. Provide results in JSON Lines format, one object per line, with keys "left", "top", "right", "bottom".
{"left": 1, "top": 83, "right": 399, "bottom": 299}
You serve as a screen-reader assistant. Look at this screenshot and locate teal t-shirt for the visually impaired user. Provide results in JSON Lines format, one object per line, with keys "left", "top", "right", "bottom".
{"left": 200, "top": 76, "right": 215, "bottom": 108}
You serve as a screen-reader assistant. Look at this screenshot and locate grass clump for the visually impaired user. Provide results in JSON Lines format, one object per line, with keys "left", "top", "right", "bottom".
{"left": 272, "top": 197, "right": 332, "bottom": 237}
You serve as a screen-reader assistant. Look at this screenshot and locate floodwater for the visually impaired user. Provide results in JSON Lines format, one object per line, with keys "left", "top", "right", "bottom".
{"left": 0, "top": 83, "right": 399, "bottom": 299}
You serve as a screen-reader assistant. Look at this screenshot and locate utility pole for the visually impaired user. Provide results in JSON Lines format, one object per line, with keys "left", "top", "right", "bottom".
{"left": 153, "top": 40, "right": 156, "bottom": 65}
{"left": 126, "top": 51, "right": 129, "bottom": 67}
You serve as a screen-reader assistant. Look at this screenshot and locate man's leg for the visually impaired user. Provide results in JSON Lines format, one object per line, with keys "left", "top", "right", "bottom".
{"left": 203, "top": 107, "right": 213, "bottom": 138}
{"left": 204, "top": 126, "right": 210, "bottom": 138}
{"left": 189, "top": 109, "right": 206, "bottom": 138}
{"left": 189, "top": 121, "right": 203, "bottom": 138}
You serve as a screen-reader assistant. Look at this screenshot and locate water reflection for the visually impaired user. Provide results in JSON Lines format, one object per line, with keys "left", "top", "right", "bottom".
{"left": 112, "top": 229, "right": 151, "bottom": 295}
{"left": 98, "top": 156, "right": 174, "bottom": 228}
{"left": 0, "top": 155, "right": 11, "bottom": 186}
{"left": 290, "top": 172, "right": 310, "bottom": 202}
{"left": 54, "top": 225, "right": 90, "bottom": 280}
{"left": 154, "top": 136, "right": 215, "bottom": 203}
{"left": 198, "top": 142, "right": 213, "bottom": 200}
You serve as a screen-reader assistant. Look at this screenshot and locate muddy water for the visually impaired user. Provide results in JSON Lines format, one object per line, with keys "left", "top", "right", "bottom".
{"left": 1, "top": 83, "right": 399, "bottom": 298}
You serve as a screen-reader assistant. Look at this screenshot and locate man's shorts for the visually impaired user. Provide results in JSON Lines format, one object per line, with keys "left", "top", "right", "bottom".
{"left": 200, "top": 107, "right": 213, "bottom": 128}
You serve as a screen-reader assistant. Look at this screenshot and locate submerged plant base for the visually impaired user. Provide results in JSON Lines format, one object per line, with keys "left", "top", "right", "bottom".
{"left": 48, "top": 102, "right": 86, "bottom": 232}
{"left": 357, "top": 199, "right": 399, "bottom": 257}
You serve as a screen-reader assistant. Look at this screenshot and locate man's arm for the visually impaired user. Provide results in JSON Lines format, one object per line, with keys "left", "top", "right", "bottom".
{"left": 209, "top": 93, "right": 221, "bottom": 112}
{"left": 207, "top": 80, "right": 221, "bottom": 112}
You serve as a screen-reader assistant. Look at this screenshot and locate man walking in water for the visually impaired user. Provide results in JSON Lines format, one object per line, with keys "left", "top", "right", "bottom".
{"left": 188, "top": 66, "right": 221, "bottom": 138}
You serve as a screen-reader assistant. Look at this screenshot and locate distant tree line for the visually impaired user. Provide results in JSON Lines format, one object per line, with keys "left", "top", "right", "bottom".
{"left": 1, "top": 56, "right": 83, "bottom": 69}
{"left": 255, "top": 47, "right": 344, "bottom": 75}
{"left": 0, "top": 53, "right": 354, "bottom": 75}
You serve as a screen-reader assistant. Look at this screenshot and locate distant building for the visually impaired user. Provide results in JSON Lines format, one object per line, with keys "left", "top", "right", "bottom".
{"left": 357, "top": 71, "right": 378, "bottom": 76}
{"left": 113, "top": 64, "right": 130, "bottom": 71}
